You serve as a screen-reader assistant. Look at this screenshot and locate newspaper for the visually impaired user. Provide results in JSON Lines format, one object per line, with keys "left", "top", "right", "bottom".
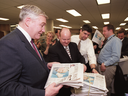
{"left": 92, "top": 30, "right": 105, "bottom": 47}
{"left": 71, "top": 73, "right": 108, "bottom": 96}
{"left": 44, "top": 63, "right": 84, "bottom": 89}
{"left": 119, "top": 57, "right": 128, "bottom": 62}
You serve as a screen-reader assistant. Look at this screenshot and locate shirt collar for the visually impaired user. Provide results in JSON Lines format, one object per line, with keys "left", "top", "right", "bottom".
{"left": 17, "top": 25, "right": 32, "bottom": 43}
{"left": 121, "top": 38, "right": 124, "bottom": 41}
{"left": 64, "top": 46, "right": 69, "bottom": 49}
{"left": 107, "top": 34, "right": 115, "bottom": 41}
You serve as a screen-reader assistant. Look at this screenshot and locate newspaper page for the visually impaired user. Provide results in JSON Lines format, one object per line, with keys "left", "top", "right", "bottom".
{"left": 92, "top": 30, "right": 105, "bottom": 47}
{"left": 44, "top": 63, "right": 84, "bottom": 89}
{"left": 83, "top": 73, "right": 107, "bottom": 91}
{"left": 71, "top": 73, "right": 108, "bottom": 96}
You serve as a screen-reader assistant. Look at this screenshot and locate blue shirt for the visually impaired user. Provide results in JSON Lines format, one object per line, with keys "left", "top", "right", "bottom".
{"left": 98, "top": 34, "right": 122, "bottom": 66}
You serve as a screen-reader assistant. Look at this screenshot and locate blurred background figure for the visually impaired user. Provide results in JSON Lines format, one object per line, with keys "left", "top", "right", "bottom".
{"left": 126, "top": 31, "right": 128, "bottom": 38}
{"left": 40, "top": 31, "right": 55, "bottom": 62}
{"left": 117, "top": 28, "right": 128, "bottom": 58}
{"left": 34, "top": 39, "right": 40, "bottom": 49}
{"left": 93, "top": 42, "right": 101, "bottom": 54}
{"left": 54, "top": 29, "right": 61, "bottom": 44}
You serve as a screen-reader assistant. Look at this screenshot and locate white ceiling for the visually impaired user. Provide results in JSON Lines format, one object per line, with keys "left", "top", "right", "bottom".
{"left": 0, "top": 0, "right": 128, "bottom": 30}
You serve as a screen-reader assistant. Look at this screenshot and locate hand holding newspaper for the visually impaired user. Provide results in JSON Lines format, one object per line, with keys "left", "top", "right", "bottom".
{"left": 45, "top": 63, "right": 84, "bottom": 89}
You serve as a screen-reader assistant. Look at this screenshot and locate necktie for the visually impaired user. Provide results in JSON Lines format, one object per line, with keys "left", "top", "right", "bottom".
{"left": 31, "top": 40, "right": 42, "bottom": 60}
{"left": 78, "top": 40, "right": 81, "bottom": 51}
{"left": 65, "top": 46, "right": 72, "bottom": 59}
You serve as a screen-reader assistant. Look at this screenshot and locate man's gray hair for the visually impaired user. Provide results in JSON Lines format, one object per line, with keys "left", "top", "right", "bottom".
{"left": 19, "top": 5, "right": 48, "bottom": 22}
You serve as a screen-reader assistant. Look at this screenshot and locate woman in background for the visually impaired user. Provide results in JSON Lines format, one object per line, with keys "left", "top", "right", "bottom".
{"left": 40, "top": 31, "right": 55, "bottom": 62}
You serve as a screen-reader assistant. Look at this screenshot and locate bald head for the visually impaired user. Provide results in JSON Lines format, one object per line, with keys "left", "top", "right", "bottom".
{"left": 60, "top": 28, "right": 71, "bottom": 37}
{"left": 59, "top": 28, "right": 71, "bottom": 46}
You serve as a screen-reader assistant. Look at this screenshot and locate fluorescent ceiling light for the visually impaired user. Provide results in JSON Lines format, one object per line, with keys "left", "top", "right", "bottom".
{"left": 0, "top": 17, "right": 9, "bottom": 21}
{"left": 101, "top": 13, "right": 110, "bottom": 19}
{"left": 17, "top": 5, "right": 25, "bottom": 9}
{"left": 120, "top": 23, "right": 126, "bottom": 26}
{"left": 92, "top": 26, "right": 98, "bottom": 29}
{"left": 53, "top": 26, "right": 62, "bottom": 29}
{"left": 66, "top": 9, "right": 81, "bottom": 17}
{"left": 56, "top": 18, "right": 68, "bottom": 22}
{"left": 104, "top": 22, "right": 109, "bottom": 25}
{"left": 124, "top": 17, "right": 128, "bottom": 21}
{"left": 83, "top": 20, "right": 91, "bottom": 23}
{"left": 125, "top": 28, "right": 128, "bottom": 30}
{"left": 97, "top": 0, "right": 110, "bottom": 5}
{"left": 59, "top": 25, "right": 72, "bottom": 28}
{"left": 116, "top": 27, "right": 120, "bottom": 30}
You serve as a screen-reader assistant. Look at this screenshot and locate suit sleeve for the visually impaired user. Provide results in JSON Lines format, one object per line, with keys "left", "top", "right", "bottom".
{"left": 0, "top": 40, "right": 45, "bottom": 96}
{"left": 121, "top": 38, "right": 128, "bottom": 57}
{"left": 48, "top": 46, "right": 60, "bottom": 62}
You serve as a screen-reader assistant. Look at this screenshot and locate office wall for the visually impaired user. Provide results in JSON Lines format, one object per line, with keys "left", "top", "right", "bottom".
{"left": 0, "top": 24, "right": 10, "bottom": 38}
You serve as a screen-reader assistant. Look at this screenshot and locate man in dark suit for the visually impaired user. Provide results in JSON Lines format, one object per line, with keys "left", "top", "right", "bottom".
{"left": 49, "top": 28, "right": 87, "bottom": 96}
{"left": 117, "top": 28, "right": 128, "bottom": 58}
{"left": 0, "top": 5, "right": 62, "bottom": 96}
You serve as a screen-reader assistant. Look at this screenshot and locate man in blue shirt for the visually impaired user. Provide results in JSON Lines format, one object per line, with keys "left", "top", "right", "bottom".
{"left": 97, "top": 24, "right": 122, "bottom": 96}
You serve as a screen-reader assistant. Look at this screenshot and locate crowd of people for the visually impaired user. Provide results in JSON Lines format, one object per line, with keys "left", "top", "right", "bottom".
{"left": 0, "top": 4, "right": 128, "bottom": 96}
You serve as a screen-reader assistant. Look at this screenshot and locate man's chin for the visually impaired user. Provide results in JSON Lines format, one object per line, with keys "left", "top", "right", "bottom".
{"left": 82, "top": 38, "right": 87, "bottom": 40}
{"left": 64, "top": 44, "right": 68, "bottom": 46}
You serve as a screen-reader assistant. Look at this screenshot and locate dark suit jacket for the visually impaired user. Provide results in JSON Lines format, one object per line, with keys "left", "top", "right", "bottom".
{"left": 49, "top": 41, "right": 85, "bottom": 96}
{"left": 0, "top": 28, "right": 49, "bottom": 96}
{"left": 121, "top": 37, "right": 128, "bottom": 57}
{"left": 49, "top": 41, "right": 85, "bottom": 64}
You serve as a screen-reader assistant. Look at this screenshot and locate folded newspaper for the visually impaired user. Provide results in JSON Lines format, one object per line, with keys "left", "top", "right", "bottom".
{"left": 71, "top": 73, "right": 108, "bottom": 96}
{"left": 45, "top": 63, "right": 84, "bottom": 89}
{"left": 92, "top": 30, "right": 105, "bottom": 47}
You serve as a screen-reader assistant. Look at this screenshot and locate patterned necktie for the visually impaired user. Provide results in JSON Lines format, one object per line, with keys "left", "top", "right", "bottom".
{"left": 65, "top": 46, "right": 72, "bottom": 59}
{"left": 31, "top": 40, "right": 42, "bottom": 60}
{"left": 78, "top": 40, "right": 81, "bottom": 51}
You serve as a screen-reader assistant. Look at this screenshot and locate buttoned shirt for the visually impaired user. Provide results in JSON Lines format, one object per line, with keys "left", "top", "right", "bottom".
{"left": 98, "top": 34, "right": 122, "bottom": 66}
{"left": 71, "top": 35, "right": 96, "bottom": 65}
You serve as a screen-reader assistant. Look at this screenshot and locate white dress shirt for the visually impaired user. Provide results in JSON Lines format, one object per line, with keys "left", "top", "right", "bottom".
{"left": 17, "top": 25, "right": 32, "bottom": 45}
{"left": 71, "top": 35, "right": 97, "bottom": 65}
{"left": 17, "top": 25, "right": 42, "bottom": 60}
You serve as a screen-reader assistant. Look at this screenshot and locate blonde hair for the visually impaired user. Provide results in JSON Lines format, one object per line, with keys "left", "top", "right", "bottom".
{"left": 46, "top": 31, "right": 55, "bottom": 39}
{"left": 19, "top": 5, "right": 48, "bottom": 22}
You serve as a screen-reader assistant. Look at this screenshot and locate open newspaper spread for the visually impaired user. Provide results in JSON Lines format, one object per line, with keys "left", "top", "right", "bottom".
{"left": 45, "top": 63, "right": 84, "bottom": 89}
{"left": 71, "top": 73, "right": 108, "bottom": 96}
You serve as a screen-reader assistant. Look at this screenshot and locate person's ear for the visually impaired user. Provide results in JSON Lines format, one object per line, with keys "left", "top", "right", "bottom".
{"left": 25, "top": 17, "right": 31, "bottom": 27}
{"left": 80, "top": 29, "right": 82, "bottom": 32}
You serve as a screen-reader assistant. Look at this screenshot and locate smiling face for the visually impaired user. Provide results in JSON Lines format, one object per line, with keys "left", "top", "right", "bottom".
{"left": 28, "top": 15, "right": 46, "bottom": 39}
{"left": 46, "top": 33, "right": 53, "bottom": 41}
{"left": 59, "top": 28, "right": 71, "bottom": 47}
{"left": 102, "top": 26, "right": 111, "bottom": 39}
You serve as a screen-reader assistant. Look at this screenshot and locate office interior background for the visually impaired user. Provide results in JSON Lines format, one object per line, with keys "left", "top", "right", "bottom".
{"left": 0, "top": 0, "right": 128, "bottom": 39}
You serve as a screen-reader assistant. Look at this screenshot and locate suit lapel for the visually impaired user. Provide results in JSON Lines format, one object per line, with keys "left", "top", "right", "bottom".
{"left": 16, "top": 28, "right": 49, "bottom": 72}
